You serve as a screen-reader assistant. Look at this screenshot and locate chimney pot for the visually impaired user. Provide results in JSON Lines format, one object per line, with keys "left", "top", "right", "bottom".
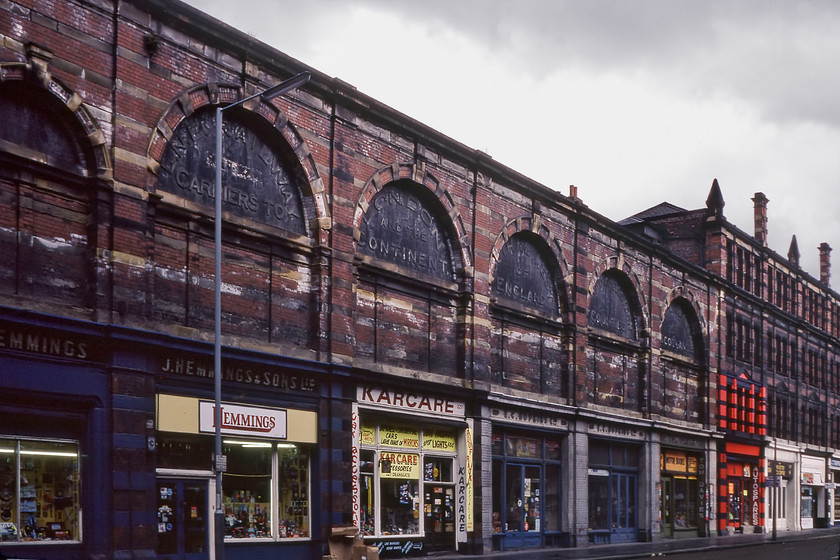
{"left": 820, "top": 242, "right": 832, "bottom": 285}
{"left": 752, "top": 192, "right": 768, "bottom": 246}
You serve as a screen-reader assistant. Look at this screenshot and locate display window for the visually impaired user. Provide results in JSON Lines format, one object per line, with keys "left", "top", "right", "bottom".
{"left": 660, "top": 451, "right": 701, "bottom": 532}
{"left": 357, "top": 421, "right": 458, "bottom": 540}
{"left": 724, "top": 460, "right": 760, "bottom": 528}
{"left": 800, "top": 487, "right": 814, "bottom": 519}
{"left": 0, "top": 437, "right": 81, "bottom": 543}
{"left": 222, "top": 441, "right": 310, "bottom": 540}
{"left": 491, "top": 430, "right": 562, "bottom": 541}
{"left": 587, "top": 441, "right": 639, "bottom": 544}
{"left": 155, "top": 434, "right": 312, "bottom": 542}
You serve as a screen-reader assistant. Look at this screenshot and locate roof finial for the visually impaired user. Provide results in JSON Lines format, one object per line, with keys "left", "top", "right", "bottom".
{"left": 705, "top": 178, "right": 725, "bottom": 218}
{"left": 788, "top": 235, "right": 800, "bottom": 267}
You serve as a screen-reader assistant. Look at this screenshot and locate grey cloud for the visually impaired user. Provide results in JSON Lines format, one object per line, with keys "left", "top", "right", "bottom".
{"left": 351, "top": 0, "right": 840, "bottom": 127}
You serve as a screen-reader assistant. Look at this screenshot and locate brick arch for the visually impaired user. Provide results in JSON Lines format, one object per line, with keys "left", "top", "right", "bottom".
{"left": 352, "top": 162, "right": 471, "bottom": 273}
{"left": 488, "top": 217, "right": 572, "bottom": 317}
{"left": 0, "top": 61, "right": 111, "bottom": 179}
{"left": 588, "top": 257, "right": 650, "bottom": 335}
{"left": 146, "top": 82, "right": 329, "bottom": 232}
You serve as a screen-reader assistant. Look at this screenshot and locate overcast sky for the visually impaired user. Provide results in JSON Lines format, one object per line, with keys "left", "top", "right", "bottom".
{"left": 185, "top": 0, "right": 840, "bottom": 279}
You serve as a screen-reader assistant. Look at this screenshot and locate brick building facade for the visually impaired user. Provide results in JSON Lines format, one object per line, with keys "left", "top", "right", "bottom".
{"left": 0, "top": 1, "right": 837, "bottom": 559}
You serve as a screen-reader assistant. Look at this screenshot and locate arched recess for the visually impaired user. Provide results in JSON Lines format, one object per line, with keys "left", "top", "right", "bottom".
{"left": 659, "top": 291, "right": 708, "bottom": 424}
{"left": 144, "top": 82, "right": 328, "bottom": 353}
{"left": 0, "top": 60, "right": 111, "bottom": 179}
{"left": 490, "top": 219, "right": 572, "bottom": 311}
{"left": 0, "top": 54, "right": 111, "bottom": 314}
{"left": 487, "top": 220, "right": 572, "bottom": 397}
{"left": 585, "top": 263, "right": 649, "bottom": 412}
{"left": 147, "top": 81, "right": 328, "bottom": 236}
{"left": 351, "top": 165, "right": 469, "bottom": 377}
{"left": 352, "top": 162, "right": 471, "bottom": 276}
{"left": 661, "top": 286, "right": 707, "bottom": 354}
{"left": 588, "top": 257, "right": 649, "bottom": 336}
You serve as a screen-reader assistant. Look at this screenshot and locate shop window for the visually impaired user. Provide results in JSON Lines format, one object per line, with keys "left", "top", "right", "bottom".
{"left": 588, "top": 441, "right": 639, "bottom": 542}
{"left": 357, "top": 422, "right": 461, "bottom": 541}
{"left": 588, "top": 473, "right": 610, "bottom": 531}
{"left": 156, "top": 434, "right": 312, "bottom": 541}
{"left": 801, "top": 487, "right": 813, "bottom": 519}
{"left": 505, "top": 436, "right": 542, "bottom": 459}
{"left": 223, "top": 440, "right": 272, "bottom": 538}
{"left": 543, "top": 463, "right": 561, "bottom": 532}
{"left": 0, "top": 438, "right": 80, "bottom": 542}
{"left": 505, "top": 464, "right": 540, "bottom": 532}
{"left": 277, "top": 444, "right": 309, "bottom": 538}
{"left": 220, "top": 440, "right": 310, "bottom": 540}
{"left": 360, "top": 450, "right": 376, "bottom": 536}
{"left": 672, "top": 477, "right": 698, "bottom": 528}
{"left": 380, "top": 457, "right": 420, "bottom": 536}
{"left": 491, "top": 431, "right": 563, "bottom": 539}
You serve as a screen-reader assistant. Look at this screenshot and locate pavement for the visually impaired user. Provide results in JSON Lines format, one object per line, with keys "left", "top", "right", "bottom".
{"left": 430, "top": 525, "right": 840, "bottom": 559}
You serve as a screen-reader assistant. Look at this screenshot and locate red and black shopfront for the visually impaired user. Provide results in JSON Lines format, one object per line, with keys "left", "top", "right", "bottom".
{"left": 716, "top": 372, "right": 767, "bottom": 534}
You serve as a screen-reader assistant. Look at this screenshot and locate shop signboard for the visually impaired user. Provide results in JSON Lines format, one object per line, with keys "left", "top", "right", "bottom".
{"left": 198, "top": 401, "right": 287, "bottom": 439}
{"left": 751, "top": 466, "right": 760, "bottom": 526}
{"left": 380, "top": 425, "right": 420, "bottom": 449}
{"left": 663, "top": 451, "right": 687, "bottom": 473}
{"left": 769, "top": 460, "right": 794, "bottom": 480}
{"left": 379, "top": 452, "right": 420, "bottom": 479}
{"left": 360, "top": 424, "right": 376, "bottom": 446}
{"left": 358, "top": 386, "right": 465, "bottom": 418}
{"left": 367, "top": 539, "right": 424, "bottom": 557}
{"left": 423, "top": 430, "right": 456, "bottom": 452}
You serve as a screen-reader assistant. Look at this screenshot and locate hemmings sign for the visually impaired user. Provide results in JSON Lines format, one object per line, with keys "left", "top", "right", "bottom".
{"left": 199, "top": 401, "right": 287, "bottom": 439}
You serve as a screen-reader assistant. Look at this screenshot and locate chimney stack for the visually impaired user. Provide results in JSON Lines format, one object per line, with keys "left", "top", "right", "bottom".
{"left": 820, "top": 243, "right": 832, "bottom": 285}
{"left": 752, "top": 192, "right": 768, "bottom": 246}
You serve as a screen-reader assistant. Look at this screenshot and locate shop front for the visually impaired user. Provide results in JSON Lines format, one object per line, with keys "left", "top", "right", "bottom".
{"left": 155, "top": 393, "right": 319, "bottom": 560}
{"left": 767, "top": 457, "right": 794, "bottom": 532}
{"left": 800, "top": 455, "right": 827, "bottom": 529}
{"left": 718, "top": 442, "right": 764, "bottom": 534}
{"left": 587, "top": 425, "right": 644, "bottom": 545}
{"left": 831, "top": 458, "right": 840, "bottom": 527}
{"left": 487, "top": 406, "right": 568, "bottom": 551}
{"left": 659, "top": 447, "right": 705, "bottom": 538}
{"left": 0, "top": 316, "right": 110, "bottom": 559}
{"left": 352, "top": 386, "right": 473, "bottom": 557}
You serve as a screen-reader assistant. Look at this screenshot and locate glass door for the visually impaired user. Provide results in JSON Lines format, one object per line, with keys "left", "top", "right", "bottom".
{"left": 611, "top": 472, "right": 638, "bottom": 542}
{"left": 423, "top": 485, "right": 454, "bottom": 547}
{"left": 505, "top": 464, "right": 542, "bottom": 534}
{"left": 662, "top": 476, "right": 673, "bottom": 536}
{"left": 728, "top": 478, "right": 742, "bottom": 529}
{"left": 156, "top": 478, "right": 209, "bottom": 560}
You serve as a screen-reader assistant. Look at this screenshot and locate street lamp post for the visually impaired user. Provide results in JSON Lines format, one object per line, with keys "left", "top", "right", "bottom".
{"left": 772, "top": 437, "right": 777, "bottom": 541}
{"left": 213, "top": 71, "right": 310, "bottom": 560}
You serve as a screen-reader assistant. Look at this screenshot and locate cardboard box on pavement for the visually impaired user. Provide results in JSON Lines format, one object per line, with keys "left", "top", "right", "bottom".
{"left": 328, "top": 526, "right": 358, "bottom": 560}
{"left": 351, "top": 542, "right": 380, "bottom": 560}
